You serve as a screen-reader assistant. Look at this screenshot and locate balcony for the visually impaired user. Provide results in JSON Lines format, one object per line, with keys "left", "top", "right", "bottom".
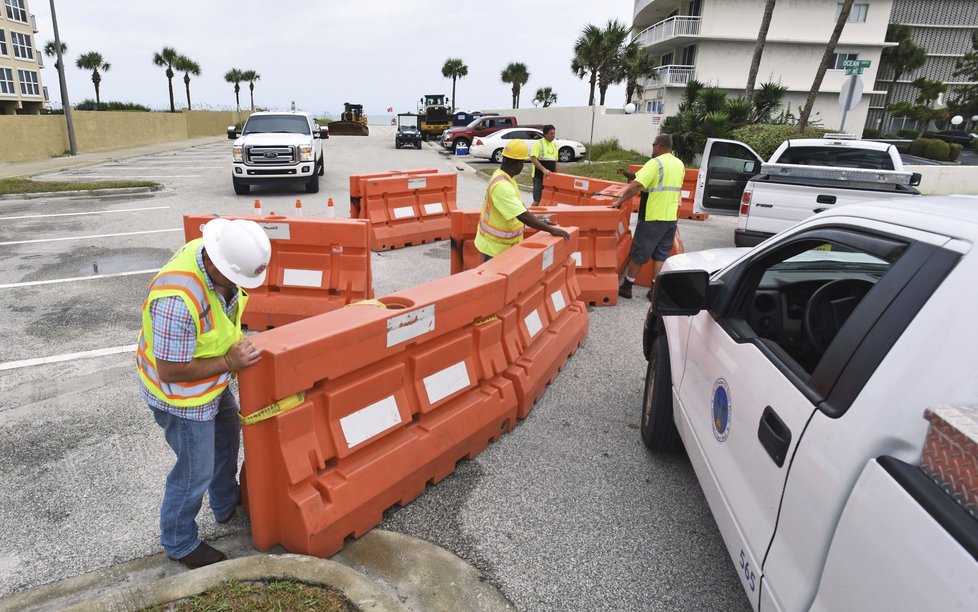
{"left": 634, "top": 15, "right": 701, "bottom": 51}
{"left": 645, "top": 64, "right": 696, "bottom": 88}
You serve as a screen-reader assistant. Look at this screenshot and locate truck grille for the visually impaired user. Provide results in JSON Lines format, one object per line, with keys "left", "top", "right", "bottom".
{"left": 246, "top": 145, "right": 296, "bottom": 166}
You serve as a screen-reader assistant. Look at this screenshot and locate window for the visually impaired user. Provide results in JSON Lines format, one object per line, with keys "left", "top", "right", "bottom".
{"left": 0, "top": 29, "right": 7, "bottom": 56}
{"left": 4, "top": 0, "right": 27, "bottom": 22}
{"left": 681, "top": 45, "right": 696, "bottom": 66}
{"left": 829, "top": 52, "right": 858, "bottom": 70}
{"left": 774, "top": 146, "right": 895, "bottom": 170}
{"left": 836, "top": 3, "right": 868, "bottom": 22}
{"left": 11, "top": 31, "right": 32, "bottom": 60}
{"left": 0, "top": 67, "right": 13, "bottom": 94}
{"left": 498, "top": 118, "right": 514, "bottom": 128}
{"left": 17, "top": 69, "right": 38, "bottom": 96}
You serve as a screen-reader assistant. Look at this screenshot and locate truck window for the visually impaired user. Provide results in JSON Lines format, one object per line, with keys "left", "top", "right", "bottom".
{"left": 243, "top": 115, "right": 311, "bottom": 135}
{"left": 499, "top": 118, "right": 513, "bottom": 127}
{"left": 774, "top": 146, "right": 895, "bottom": 170}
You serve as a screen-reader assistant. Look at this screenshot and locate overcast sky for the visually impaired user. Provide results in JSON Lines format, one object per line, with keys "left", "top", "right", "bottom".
{"left": 32, "top": 0, "right": 634, "bottom": 116}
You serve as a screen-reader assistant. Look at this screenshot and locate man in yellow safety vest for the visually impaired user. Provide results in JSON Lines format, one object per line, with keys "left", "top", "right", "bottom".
{"left": 136, "top": 218, "right": 271, "bottom": 568}
{"left": 610, "top": 133, "right": 686, "bottom": 299}
{"left": 475, "top": 138, "right": 570, "bottom": 261}
{"left": 530, "top": 124, "right": 559, "bottom": 205}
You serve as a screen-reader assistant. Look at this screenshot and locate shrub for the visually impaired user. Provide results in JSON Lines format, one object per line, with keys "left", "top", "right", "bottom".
{"left": 588, "top": 138, "right": 645, "bottom": 162}
{"left": 862, "top": 128, "right": 882, "bottom": 139}
{"left": 729, "top": 124, "right": 830, "bottom": 160}
{"left": 949, "top": 143, "right": 963, "bottom": 162}
{"left": 76, "top": 99, "right": 151, "bottom": 112}
{"left": 923, "top": 138, "right": 950, "bottom": 161}
{"left": 897, "top": 129, "right": 919, "bottom": 139}
{"left": 908, "top": 138, "right": 928, "bottom": 157}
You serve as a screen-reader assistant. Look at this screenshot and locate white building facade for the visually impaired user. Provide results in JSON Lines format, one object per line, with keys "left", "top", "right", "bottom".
{"left": 632, "top": 0, "right": 894, "bottom": 134}
{"left": 0, "top": 0, "right": 46, "bottom": 114}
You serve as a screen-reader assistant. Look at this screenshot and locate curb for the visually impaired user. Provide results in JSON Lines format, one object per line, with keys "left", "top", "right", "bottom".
{"left": 0, "top": 185, "right": 164, "bottom": 201}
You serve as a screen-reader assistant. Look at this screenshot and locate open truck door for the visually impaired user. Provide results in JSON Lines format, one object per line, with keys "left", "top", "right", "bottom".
{"left": 694, "top": 139, "right": 764, "bottom": 216}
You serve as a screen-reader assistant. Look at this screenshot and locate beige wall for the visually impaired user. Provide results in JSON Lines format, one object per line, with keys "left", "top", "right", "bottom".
{"left": 481, "top": 106, "right": 659, "bottom": 154}
{"left": 907, "top": 165, "right": 978, "bottom": 195}
{"left": 0, "top": 110, "right": 249, "bottom": 162}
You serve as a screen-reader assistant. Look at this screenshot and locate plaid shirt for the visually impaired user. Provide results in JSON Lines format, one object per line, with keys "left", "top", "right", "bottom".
{"left": 141, "top": 245, "right": 239, "bottom": 421}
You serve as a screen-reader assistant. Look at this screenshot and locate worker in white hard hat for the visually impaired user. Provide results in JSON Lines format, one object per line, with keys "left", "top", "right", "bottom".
{"left": 136, "top": 218, "right": 271, "bottom": 568}
{"left": 475, "top": 138, "right": 570, "bottom": 261}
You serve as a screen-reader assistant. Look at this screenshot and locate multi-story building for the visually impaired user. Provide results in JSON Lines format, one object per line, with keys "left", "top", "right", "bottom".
{"left": 631, "top": 0, "right": 894, "bottom": 134}
{"left": 867, "top": 0, "right": 978, "bottom": 134}
{"left": 0, "top": 0, "right": 46, "bottom": 114}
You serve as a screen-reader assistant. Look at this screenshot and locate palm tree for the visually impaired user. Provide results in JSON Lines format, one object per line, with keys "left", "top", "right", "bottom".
{"left": 798, "top": 0, "right": 855, "bottom": 132}
{"left": 572, "top": 20, "right": 628, "bottom": 106}
{"left": 441, "top": 58, "right": 468, "bottom": 111}
{"left": 240, "top": 70, "right": 261, "bottom": 111}
{"left": 224, "top": 68, "right": 244, "bottom": 113}
{"left": 533, "top": 87, "right": 558, "bottom": 107}
{"left": 572, "top": 24, "right": 603, "bottom": 105}
{"left": 745, "top": 0, "right": 778, "bottom": 99}
{"left": 596, "top": 20, "right": 629, "bottom": 105}
{"left": 878, "top": 24, "right": 926, "bottom": 132}
{"left": 619, "top": 42, "right": 657, "bottom": 104}
{"left": 173, "top": 55, "right": 201, "bottom": 111}
{"left": 43, "top": 40, "right": 67, "bottom": 70}
{"left": 500, "top": 62, "right": 530, "bottom": 109}
{"left": 75, "top": 51, "right": 110, "bottom": 108}
{"left": 152, "top": 47, "right": 180, "bottom": 112}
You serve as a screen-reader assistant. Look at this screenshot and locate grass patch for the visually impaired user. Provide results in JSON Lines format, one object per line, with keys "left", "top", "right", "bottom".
{"left": 0, "top": 178, "right": 160, "bottom": 195}
{"left": 144, "top": 579, "right": 357, "bottom": 611}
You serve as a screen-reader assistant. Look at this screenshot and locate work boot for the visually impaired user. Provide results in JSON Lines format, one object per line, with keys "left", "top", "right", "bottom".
{"left": 175, "top": 542, "right": 227, "bottom": 569}
{"left": 618, "top": 280, "right": 633, "bottom": 299}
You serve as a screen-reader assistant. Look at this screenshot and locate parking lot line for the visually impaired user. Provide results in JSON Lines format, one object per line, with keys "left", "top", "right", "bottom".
{"left": 42, "top": 174, "right": 202, "bottom": 179}
{"left": 0, "top": 343, "right": 137, "bottom": 372}
{"left": 0, "top": 228, "right": 180, "bottom": 246}
{"left": 0, "top": 268, "right": 157, "bottom": 289}
{"left": 0, "top": 206, "right": 171, "bottom": 221}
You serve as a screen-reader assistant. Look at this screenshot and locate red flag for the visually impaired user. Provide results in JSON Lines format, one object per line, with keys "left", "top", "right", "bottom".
{"left": 386, "top": 106, "right": 393, "bottom": 113}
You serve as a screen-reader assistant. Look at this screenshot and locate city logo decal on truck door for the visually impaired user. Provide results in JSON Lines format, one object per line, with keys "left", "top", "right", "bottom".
{"left": 712, "top": 379, "right": 731, "bottom": 442}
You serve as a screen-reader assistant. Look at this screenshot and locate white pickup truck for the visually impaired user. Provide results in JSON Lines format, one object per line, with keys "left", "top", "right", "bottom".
{"left": 641, "top": 195, "right": 978, "bottom": 611}
{"left": 693, "top": 136, "right": 922, "bottom": 247}
{"left": 228, "top": 111, "right": 328, "bottom": 195}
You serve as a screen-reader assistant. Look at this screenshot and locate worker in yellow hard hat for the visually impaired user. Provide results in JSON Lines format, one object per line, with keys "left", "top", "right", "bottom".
{"left": 475, "top": 138, "right": 570, "bottom": 261}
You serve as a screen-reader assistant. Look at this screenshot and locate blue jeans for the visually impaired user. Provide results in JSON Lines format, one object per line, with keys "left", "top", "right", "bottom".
{"left": 152, "top": 390, "right": 240, "bottom": 559}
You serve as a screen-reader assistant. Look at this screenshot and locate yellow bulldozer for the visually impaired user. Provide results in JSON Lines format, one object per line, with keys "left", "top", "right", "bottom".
{"left": 329, "top": 102, "right": 369, "bottom": 136}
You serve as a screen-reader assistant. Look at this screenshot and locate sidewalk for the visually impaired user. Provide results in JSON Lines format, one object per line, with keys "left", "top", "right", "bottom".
{"left": 0, "top": 136, "right": 226, "bottom": 179}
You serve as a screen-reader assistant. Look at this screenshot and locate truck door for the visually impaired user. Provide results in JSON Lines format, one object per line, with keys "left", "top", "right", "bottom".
{"left": 693, "top": 139, "right": 763, "bottom": 215}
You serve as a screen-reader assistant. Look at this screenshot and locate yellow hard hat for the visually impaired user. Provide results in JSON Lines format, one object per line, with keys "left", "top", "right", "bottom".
{"left": 502, "top": 139, "right": 530, "bottom": 161}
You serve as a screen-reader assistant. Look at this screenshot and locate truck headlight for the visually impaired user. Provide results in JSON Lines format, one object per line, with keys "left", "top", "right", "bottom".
{"left": 299, "top": 145, "right": 314, "bottom": 161}
{"left": 232, "top": 146, "right": 243, "bottom": 162}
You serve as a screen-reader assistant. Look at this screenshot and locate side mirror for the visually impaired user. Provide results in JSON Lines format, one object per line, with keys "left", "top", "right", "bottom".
{"left": 320, "top": 126, "right": 329, "bottom": 140}
{"left": 652, "top": 270, "right": 711, "bottom": 316}
{"left": 227, "top": 126, "right": 238, "bottom": 140}
{"left": 910, "top": 172, "right": 921, "bottom": 186}
{"left": 743, "top": 160, "right": 758, "bottom": 173}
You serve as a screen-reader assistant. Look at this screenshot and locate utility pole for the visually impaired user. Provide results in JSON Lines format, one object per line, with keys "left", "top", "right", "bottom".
{"left": 49, "top": 0, "right": 76, "bottom": 155}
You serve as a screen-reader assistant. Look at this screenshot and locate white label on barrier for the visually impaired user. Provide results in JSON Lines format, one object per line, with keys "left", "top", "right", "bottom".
{"left": 551, "top": 290, "right": 567, "bottom": 312}
{"left": 524, "top": 309, "right": 543, "bottom": 338}
{"left": 618, "top": 222, "right": 626, "bottom": 237}
{"left": 393, "top": 206, "right": 415, "bottom": 219}
{"left": 283, "top": 268, "right": 323, "bottom": 288}
{"left": 681, "top": 190, "right": 691, "bottom": 199}
{"left": 424, "top": 202, "right": 444, "bottom": 215}
{"left": 573, "top": 178, "right": 590, "bottom": 191}
{"left": 542, "top": 245, "right": 555, "bottom": 270}
{"left": 571, "top": 251, "right": 583, "bottom": 266}
{"left": 423, "top": 361, "right": 470, "bottom": 405}
{"left": 260, "top": 222, "right": 291, "bottom": 240}
{"left": 387, "top": 304, "right": 435, "bottom": 347}
{"left": 340, "top": 395, "right": 401, "bottom": 448}
{"left": 408, "top": 177, "right": 428, "bottom": 190}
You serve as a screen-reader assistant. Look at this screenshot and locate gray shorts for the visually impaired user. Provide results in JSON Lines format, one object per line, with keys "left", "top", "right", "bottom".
{"left": 630, "top": 220, "right": 677, "bottom": 264}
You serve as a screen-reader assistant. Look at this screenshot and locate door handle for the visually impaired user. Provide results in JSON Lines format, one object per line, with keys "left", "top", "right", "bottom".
{"left": 816, "top": 195, "right": 837, "bottom": 204}
{"left": 758, "top": 406, "right": 792, "bottom": 467}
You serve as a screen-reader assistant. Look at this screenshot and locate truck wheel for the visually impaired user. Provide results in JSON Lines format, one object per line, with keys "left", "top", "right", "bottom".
{"left": 641, "top": 336, "right": 683, "bottom": 453}
{"left": 492, "top": 149, "right": 504, "bottom": 163}
{"left": 558, "top": 147, "right": 574, "bottom": 162}
{"left": 305, "top": 173, "right": 320, "bottom": 194}
{"left": 396, "top": 141, "right": 402, "bottom": 149}
{"left": 415, "top": 141, "right": 422, "bottom": 150}
{"left": 453, "top": 139, "right": 469, "bottom": 153}
{"left": 232, "top": 177, "right": 250, "bottom": 195}
{"left": 317, "top": 155, "right": 325, "bottom": 176}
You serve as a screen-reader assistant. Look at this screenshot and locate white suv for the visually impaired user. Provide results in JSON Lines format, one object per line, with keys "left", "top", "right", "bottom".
{"left": 229, "top": 111, "right": 327, "bottom": 195}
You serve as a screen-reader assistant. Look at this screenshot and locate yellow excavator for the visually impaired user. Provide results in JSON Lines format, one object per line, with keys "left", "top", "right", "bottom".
{"left": 329, "top": 102, "right": 369, "bottom": 136}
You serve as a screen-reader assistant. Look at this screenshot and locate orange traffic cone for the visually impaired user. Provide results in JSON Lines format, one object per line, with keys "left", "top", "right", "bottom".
{"left": 295, "top": 199, "right": 303, "bottom": 217}
{"left": 326, "top": 197, "right": 335, "bottom": 219}
{"left": 254, "top": 199, "right": 262, "bottom": 216}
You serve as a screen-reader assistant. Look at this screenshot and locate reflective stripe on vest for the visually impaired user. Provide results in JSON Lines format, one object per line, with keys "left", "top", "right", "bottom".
{"left": 478, "top": 173, "right": 524, "bottom": 240}
{"left": 641, "top": 158, "right": 682, "bottom": 194}
{"left": 534, "top": 138, "right": 557, "bottom": 161}
{"left": 640, "top": 154, "right": 685, "bottom": 222}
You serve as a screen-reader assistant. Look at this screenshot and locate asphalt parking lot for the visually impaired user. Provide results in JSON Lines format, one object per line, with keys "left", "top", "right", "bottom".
{"left": 0, "top": 125, "right": 748, "bottom": 611}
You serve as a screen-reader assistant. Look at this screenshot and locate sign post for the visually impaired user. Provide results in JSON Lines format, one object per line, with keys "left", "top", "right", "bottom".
{"left": 838, "top": 59, "right": 871, "bottom": 133}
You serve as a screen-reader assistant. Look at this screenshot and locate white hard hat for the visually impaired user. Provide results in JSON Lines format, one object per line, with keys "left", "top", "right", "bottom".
{"left": 202, "top": 218, "right": 271, "bottom": 289}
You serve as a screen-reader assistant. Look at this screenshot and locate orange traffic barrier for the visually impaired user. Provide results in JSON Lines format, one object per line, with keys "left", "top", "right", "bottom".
{"left": 538, "top": 172, "right": 639, "bottom": 212}
{"left": 450, "top": 206, "right": 633, "bottom": 306}
{"left": 236, "top": 230, "right": 586, "bottom": 557}
{"left": 633, "top": 230, "right": 685, "bottom": 288}
{"left": 183, "top": 213, "right": 372, "bottom": 330}
{"left": 349, "top": 171, "right": 458, "bottom": 251}
{"left": 348, "top": 169, "right": 436, "bottom": 218}
{"left": 627, "top": 165, "right": 706, "bottom": 221}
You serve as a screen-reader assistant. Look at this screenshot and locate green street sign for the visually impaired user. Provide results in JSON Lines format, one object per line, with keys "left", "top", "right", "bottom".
{"left": 845, "top": 67, "right": 864, "bottom": 75}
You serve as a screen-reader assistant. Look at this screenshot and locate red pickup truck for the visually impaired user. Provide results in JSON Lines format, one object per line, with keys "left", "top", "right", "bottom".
{"left": 440, "top": 116, "right": 544, "bottom": 153}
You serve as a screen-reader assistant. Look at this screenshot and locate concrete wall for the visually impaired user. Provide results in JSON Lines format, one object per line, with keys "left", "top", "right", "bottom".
{"left": 0, "top": 110, "right": 248, "bottom": 162}
{"left": 481, "top": 106, "right": 659, "bottom": 155}
{"left": 907, "top": 165, "right": 978, "bottom": 195}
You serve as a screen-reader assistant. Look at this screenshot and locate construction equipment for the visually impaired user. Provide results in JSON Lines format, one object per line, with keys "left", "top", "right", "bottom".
{"left": 395, "top": 113, "right": 423, "bottom": 149}
{"left": 418, "top": 94, "right": 451, "bottom": 141}
{"left": 328, "top": 102, "right": 369, "bottom": 136}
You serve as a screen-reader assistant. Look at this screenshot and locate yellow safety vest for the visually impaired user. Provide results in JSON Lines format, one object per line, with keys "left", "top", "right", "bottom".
{"left": 474, "top": 169, "right": 524, "bottom": 257}
{"left": 641, "top": 152, "right": 685, "bottom": 222}
{"left": 136, "top": 239, "right": 247, "bottom": 407}
{"left": 531, "top": 138, "right": 558, "bottom": 177}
